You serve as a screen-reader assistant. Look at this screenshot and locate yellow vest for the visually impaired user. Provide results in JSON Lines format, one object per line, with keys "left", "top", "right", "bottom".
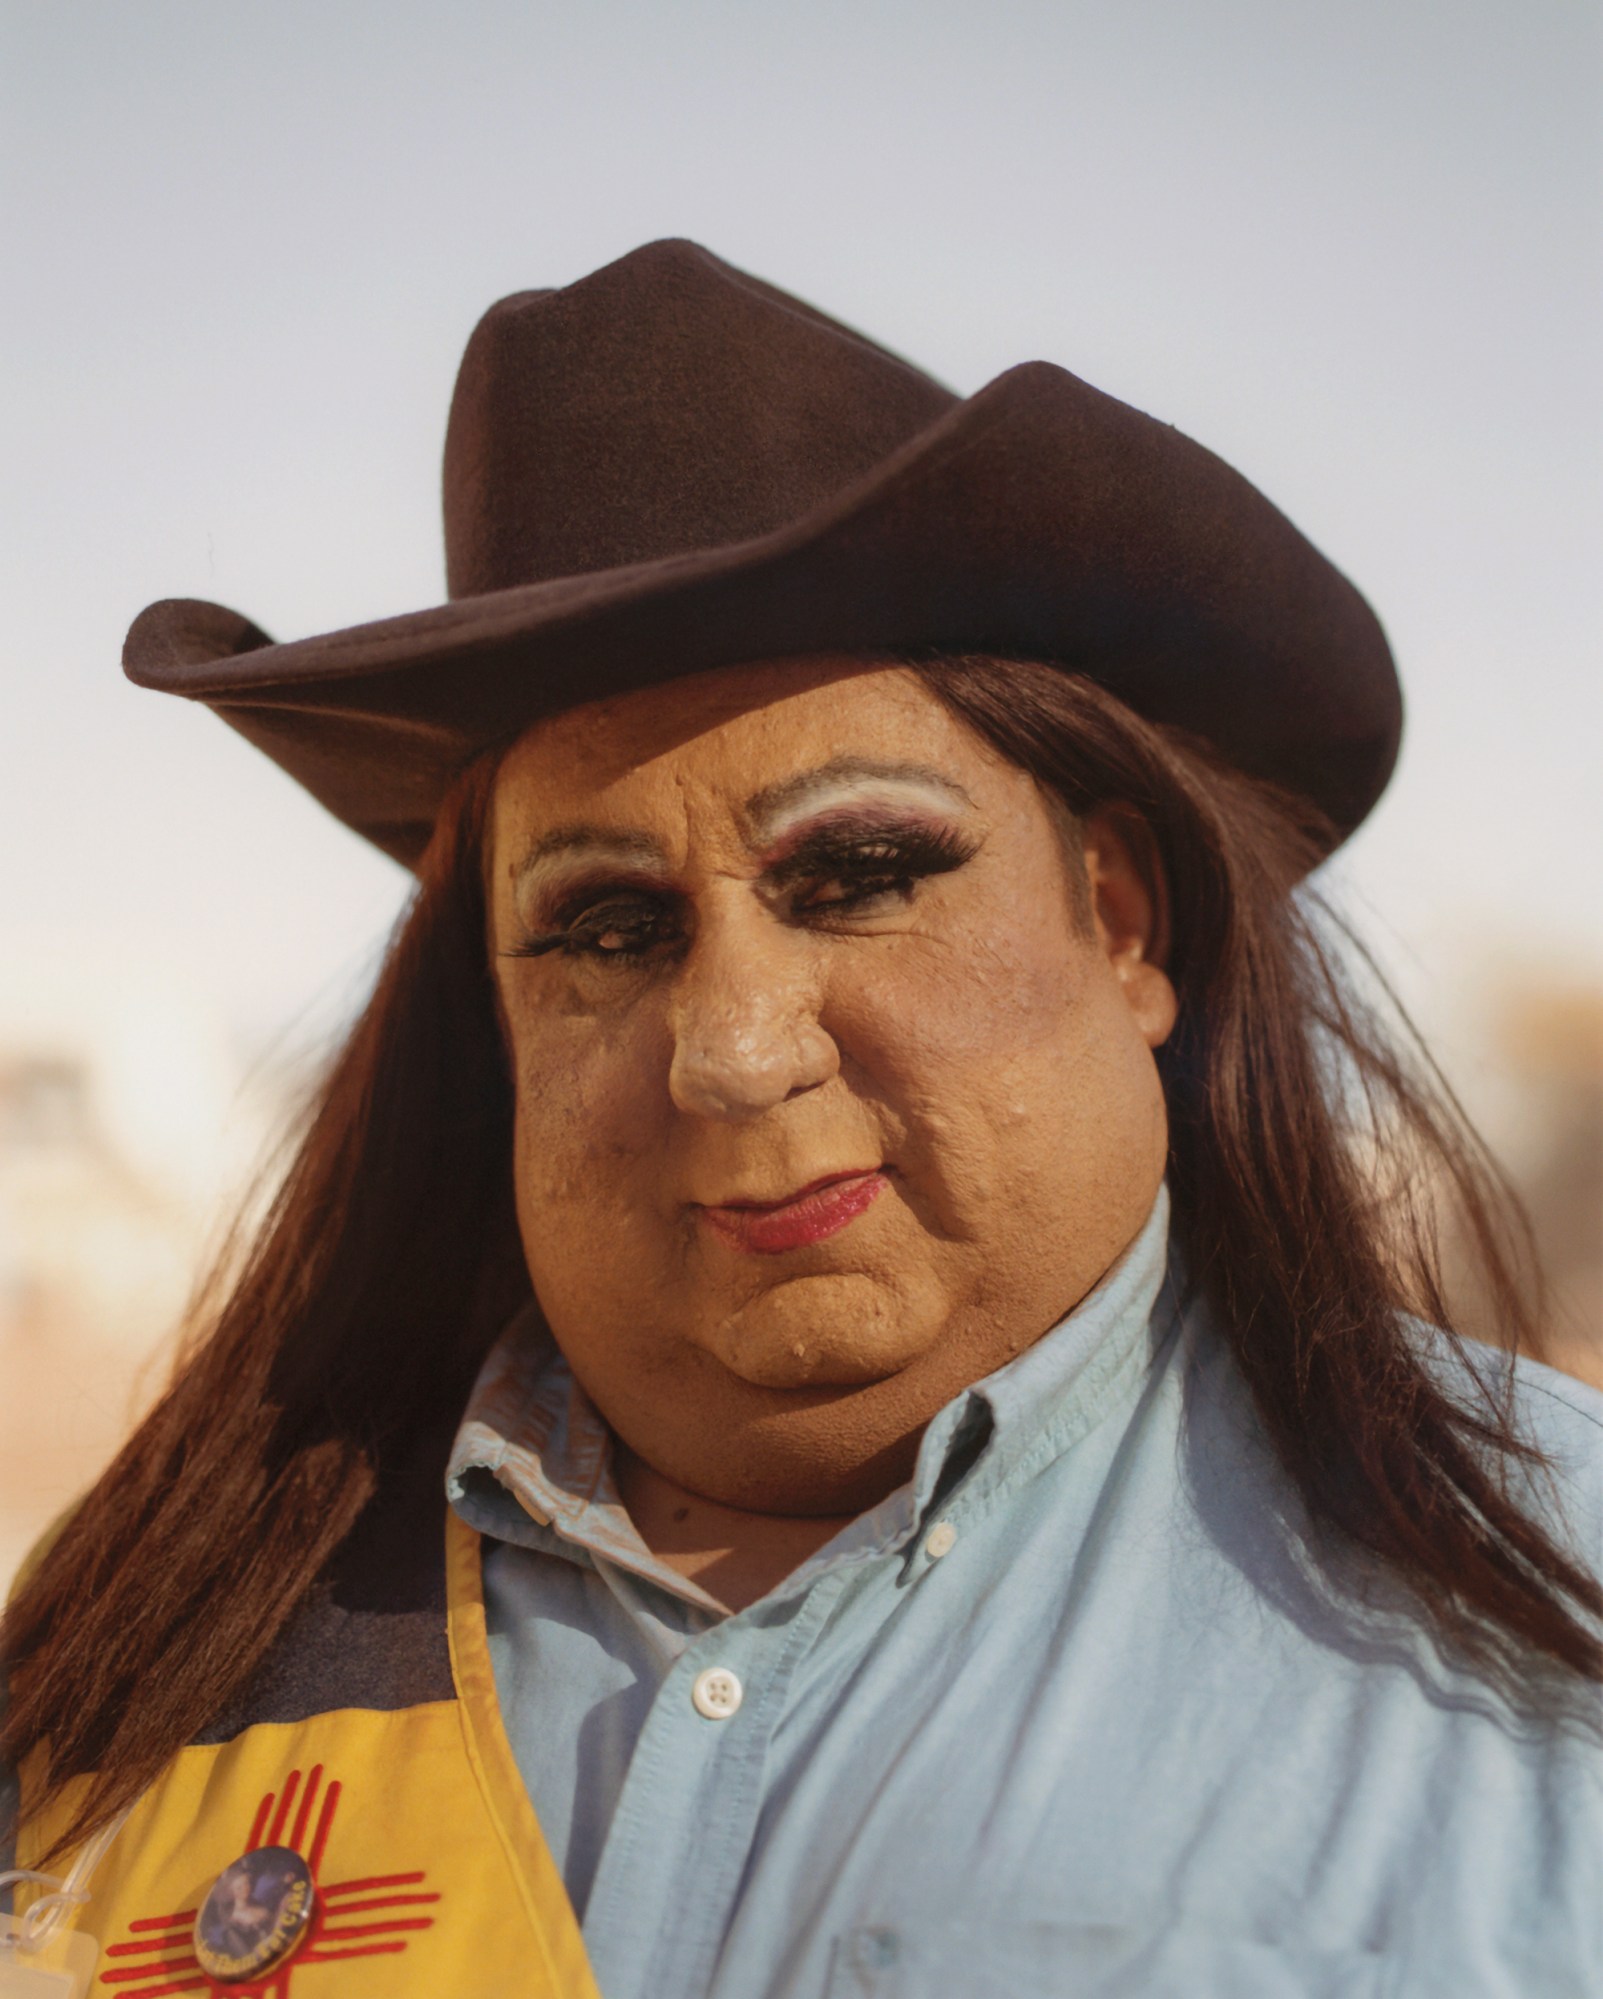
{"left": 13, "top": 1512, "right": 600, "bottom": 1998}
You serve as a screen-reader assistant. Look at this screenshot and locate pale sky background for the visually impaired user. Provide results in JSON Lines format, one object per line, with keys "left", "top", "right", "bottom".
{"left": 3, "top": 0, "right": 1600, "bottom": 1104}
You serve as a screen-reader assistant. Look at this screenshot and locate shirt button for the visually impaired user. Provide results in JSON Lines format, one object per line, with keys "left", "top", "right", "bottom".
{"left": 924, "top": 1520, "right": 957, "bottom": 1560}
{"left": 692, "top": 1666, "right": 744, "bottom": 1720}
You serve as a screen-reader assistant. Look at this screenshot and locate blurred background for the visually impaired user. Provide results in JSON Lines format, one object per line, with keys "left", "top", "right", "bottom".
{"left": 2, "top": 0, "right": 1599, "bottom": 1590}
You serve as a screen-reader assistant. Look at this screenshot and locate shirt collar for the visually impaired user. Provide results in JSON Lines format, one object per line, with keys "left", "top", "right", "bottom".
{"left": 447, "top": 1184, "right": 1175, "bottom": 1613}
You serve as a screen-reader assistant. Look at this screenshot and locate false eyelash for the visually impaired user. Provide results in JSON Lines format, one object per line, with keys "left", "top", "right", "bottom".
{"left": 501, "top": 931, "right": 577, "bottom": 960}
{"left": 769, "top": 819, "right": 979, "bottom": 888}
{"left": 501, "top": 901, "right": 675, "bottom": 960}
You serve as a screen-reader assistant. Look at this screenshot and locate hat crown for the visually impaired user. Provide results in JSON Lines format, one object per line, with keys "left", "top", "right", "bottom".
{"left": 126, "top": 237, "right": 1401, "bottom": 867}
{"left": 442, "top": 240, "right": 956, "bottom": 600}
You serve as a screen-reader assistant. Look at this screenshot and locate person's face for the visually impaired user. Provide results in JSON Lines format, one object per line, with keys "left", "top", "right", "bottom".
{"left": 488, "top": 659, "right": 1177, "bottom": 1514}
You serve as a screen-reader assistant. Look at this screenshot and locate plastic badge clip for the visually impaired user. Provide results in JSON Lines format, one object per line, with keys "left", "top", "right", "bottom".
{"left": 0, "top": 1808, "right": 131, "bottom": 1999}
{"left": 0, "top": 1915, "right": 99, "bottom": 1998}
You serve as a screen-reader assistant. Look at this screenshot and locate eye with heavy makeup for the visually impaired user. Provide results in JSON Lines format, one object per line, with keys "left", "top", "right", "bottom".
{"left": 501, "top": 812, "right": 982, "bottom": 969}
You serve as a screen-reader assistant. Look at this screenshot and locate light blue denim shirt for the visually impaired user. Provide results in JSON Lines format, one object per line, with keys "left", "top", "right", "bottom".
{"left": 446, "top": 1191, "right": 1603, "bottom": 1999}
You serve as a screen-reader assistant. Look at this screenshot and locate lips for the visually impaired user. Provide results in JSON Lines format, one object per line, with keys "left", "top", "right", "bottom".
{"left": 698, "top": 1168, "right": 887, "bottom": 1256}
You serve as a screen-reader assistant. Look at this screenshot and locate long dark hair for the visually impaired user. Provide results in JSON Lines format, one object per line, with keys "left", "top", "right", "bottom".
{"left": 5, "top": 657, "right": 1599, "bottom": 1864}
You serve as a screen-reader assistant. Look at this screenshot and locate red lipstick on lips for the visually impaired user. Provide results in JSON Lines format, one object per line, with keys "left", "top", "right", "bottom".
{"left": 699, "top": 1169, "right": 887, "bottom": 1255}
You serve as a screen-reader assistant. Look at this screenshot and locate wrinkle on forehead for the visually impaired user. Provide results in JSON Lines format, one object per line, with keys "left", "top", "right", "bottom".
{"left": 501, "top": 659, "right": 912, "bottom": 788}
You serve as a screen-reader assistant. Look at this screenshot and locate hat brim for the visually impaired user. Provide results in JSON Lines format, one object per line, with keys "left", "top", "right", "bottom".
{"left": 124, "top": 362, "right": 1400, "bottom": 870}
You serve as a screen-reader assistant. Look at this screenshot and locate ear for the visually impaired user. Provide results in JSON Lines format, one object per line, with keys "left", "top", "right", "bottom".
{"left": 1080, "top": 805, "right": 1178, "bottom": 1050}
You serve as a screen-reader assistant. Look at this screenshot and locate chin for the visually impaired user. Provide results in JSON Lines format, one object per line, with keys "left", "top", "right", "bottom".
{"left": 698, "top": 1267, "right": 947, "bottom": 1390}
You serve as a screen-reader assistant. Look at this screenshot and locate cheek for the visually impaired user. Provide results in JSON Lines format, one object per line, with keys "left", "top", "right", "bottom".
{"left": 502, "top": 1001, "right": 668, "bottom": 1218}
{"left": 839, "top": 908, "right": 1096, "bottom": 1127}
{"left": 832, "top": 908, "right": 1161, "bottom": 1239}
{"left": 504, "top": 1004, "right": 687, "bottom": 1343}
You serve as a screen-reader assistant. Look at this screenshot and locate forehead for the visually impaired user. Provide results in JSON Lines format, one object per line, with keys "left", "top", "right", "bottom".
{"left": 489, "top": 657, "right": 1007, "bottom": 849}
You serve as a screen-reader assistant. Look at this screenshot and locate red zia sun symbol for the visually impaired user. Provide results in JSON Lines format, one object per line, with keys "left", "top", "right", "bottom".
{"left": 97, "top": 1763, "right": 440, "bottom": 1996}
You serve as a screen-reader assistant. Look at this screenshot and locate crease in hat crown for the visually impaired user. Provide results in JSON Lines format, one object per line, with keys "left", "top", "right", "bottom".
{"left": 440, "top": 239, "right": 957, "bottom": 598}
{"left": 122, "top": 236, "right": 1402, "bottom": 870}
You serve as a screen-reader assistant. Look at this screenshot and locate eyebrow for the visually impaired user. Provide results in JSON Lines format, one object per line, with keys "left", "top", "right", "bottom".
{"left": 744, "top": 758, "right": 975, "bottom": 839}
{"left": 510, "top": 759, "right": 976, "bottom": 890}
{"left": 512, "top": 826, "right": 667, "bottom": 891}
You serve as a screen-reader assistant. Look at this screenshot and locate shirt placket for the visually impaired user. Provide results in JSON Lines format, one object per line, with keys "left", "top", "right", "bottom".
{"left": 580, "top": 1566, "right": 850, "bottom": 1999}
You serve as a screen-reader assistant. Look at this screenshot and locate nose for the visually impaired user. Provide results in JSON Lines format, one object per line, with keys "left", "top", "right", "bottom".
{"left": 667, "top": 914, "right": 839, "bottom": 1121}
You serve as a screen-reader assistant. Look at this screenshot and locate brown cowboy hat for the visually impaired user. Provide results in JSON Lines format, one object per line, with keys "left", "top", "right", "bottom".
{"left": 123, "top": 238, "right": 1400, "bottom": 869}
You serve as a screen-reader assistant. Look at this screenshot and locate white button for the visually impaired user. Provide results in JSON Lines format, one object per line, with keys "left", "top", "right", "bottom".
{"left": 924, "top": 1520, "right": 957, "bottom": 1560}
{"left": 692, "top": 1666, "right": 744, "bottom": 1720}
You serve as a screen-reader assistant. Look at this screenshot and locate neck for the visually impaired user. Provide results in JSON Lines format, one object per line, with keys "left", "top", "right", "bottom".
{"left": 614, "top": 1445, "right": 858, "bottom": 1613}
